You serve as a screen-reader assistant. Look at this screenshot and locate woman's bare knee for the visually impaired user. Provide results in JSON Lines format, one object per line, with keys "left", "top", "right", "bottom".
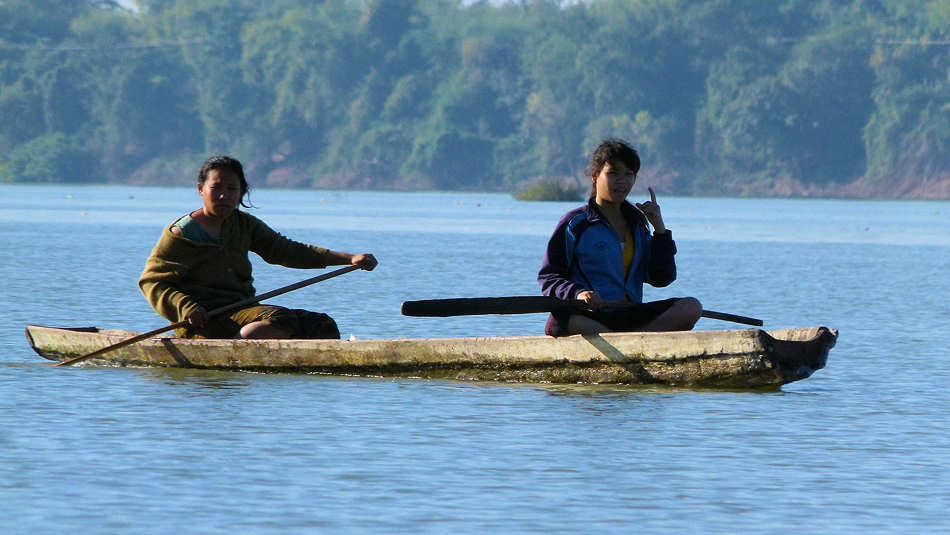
{"left": 678, "top": 297, "right": 703, "bottom": 328}
{"left": 239, "top": 321, "right": 292, "bottom": 339}
{"left": 640, "top": 298, "right": 702, "bottom": 331}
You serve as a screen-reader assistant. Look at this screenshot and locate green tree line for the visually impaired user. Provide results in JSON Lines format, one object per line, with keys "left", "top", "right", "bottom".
{"left": 1, "top": 0, "right": 948, "bottom": 197}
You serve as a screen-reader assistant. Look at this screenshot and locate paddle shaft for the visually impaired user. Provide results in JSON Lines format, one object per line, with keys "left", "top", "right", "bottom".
{"left": 401, "top": 296, "right": 763, "bottom": 327}
{"left": 697, "top": 309, "right": 762, "bottom": 326}
{"left": 55, "top": 265, "right": 361, "bottom": 367}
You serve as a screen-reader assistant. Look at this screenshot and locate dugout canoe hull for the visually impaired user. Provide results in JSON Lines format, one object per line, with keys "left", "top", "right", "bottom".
{"left": 25, "top": 325, "right": 836, "bottom": 388}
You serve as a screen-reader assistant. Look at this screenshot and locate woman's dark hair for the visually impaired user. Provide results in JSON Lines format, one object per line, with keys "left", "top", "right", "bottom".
{"left": 587, "top": 139, "right": 641, "bottom": 197}
{"left": 588, "top": 138, "right": 641, "bottom": 178}
{"left": 198, "top": 155, "right": 252, "bottom": 207}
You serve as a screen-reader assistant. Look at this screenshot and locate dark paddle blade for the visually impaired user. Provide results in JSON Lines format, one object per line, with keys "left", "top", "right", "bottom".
{"left": 401, "top": 296, "right": 577, "bottom": 316}
{"left": 56, "top": 265, "right": 362, "bottom": 367}
{"left": 401, "top": 296, "right": 763, "bottom": 326}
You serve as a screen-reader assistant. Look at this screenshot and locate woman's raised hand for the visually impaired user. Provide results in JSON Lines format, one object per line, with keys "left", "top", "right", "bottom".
{"left": 635, "top": 187, "right": 666, "bottom": 234}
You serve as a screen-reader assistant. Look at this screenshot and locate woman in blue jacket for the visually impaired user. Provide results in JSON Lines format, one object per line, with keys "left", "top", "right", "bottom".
{"left": 537, "top": 139, "right": 702, "bottom": 337}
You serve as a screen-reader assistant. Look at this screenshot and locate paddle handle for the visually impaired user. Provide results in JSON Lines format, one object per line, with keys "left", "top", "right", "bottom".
{"left": 699, "top": 310, "right": 763, "bottom": 327}
{"left": 205, "top": 264, "right": 360, "bottom": 317}
{"left": 56, "top": 265, "right": 361, "bottom": 367}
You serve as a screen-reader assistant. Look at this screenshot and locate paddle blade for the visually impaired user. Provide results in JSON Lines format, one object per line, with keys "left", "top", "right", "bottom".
{"left": 401, "top": 296, "right": 575, "bottom": 317}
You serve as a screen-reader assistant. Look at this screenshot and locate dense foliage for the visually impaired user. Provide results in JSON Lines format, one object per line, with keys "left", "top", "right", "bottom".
{"left": 515, "top": 175, "right": 585, "bottom": 201}
{"left": 1, "top": 0, "right": 948, "bottom": 197}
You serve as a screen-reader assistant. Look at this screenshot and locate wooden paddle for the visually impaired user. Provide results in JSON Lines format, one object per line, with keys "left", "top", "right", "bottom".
{"left": 401, "top": 296, "right": 763, "bottom": 326}
{"left": 55, "top": 264, "right": 361, "bottom": 367}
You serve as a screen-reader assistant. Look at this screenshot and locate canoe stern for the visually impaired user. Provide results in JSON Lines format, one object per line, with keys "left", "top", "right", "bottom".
{"left": 760, "top": 327, "right": 837, "bottom": 383}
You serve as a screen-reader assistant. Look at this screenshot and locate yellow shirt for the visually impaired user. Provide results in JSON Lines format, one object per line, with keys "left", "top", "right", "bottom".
{"left": 622, "top": 230, "right": 635, "bottom": 278}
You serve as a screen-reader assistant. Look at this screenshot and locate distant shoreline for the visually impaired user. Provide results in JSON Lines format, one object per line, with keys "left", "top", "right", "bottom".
{"left": 3, "top": 180, "right": 949, "bottom": 201}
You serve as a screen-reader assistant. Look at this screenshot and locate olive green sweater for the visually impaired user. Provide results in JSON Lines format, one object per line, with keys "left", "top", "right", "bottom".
{"left": 139, "top": 210, "right": 330, "bottom": 322}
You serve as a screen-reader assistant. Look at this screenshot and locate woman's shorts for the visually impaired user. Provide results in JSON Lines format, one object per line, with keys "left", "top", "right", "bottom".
{"left": 176, "top": 305, "right": 340, "bottom": 339}
{"left": 544, "top": 297, "right": 682, "bottom": 337}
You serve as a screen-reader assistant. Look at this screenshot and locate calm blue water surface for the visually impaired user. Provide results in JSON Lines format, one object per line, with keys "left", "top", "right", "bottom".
{"left": 1, "top": 184, "right": 948, "bottom": 534}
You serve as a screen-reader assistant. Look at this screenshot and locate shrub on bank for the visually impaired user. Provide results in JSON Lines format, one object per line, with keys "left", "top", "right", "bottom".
{"left": 515, "top": 177, "right": 585, "bottom": 202}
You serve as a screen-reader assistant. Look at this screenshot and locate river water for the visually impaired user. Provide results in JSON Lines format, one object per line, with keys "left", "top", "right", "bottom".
{"left": 1, "top": 184, "right": 948, "bottom": 533}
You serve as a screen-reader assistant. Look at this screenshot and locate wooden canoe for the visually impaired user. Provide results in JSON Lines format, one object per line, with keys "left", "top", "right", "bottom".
{"left": 25, "top": 324, "right": 836, "bottom": 388}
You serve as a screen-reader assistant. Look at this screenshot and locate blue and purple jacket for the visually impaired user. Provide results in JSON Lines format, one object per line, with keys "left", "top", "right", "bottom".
{"left": 537, "top": 198, "right": 677, "bottom": 305}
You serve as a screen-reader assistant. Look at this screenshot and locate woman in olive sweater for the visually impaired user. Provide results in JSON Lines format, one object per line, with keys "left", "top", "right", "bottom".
{"left": 139, "top": 155, "right": 377, "bottom": 339}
